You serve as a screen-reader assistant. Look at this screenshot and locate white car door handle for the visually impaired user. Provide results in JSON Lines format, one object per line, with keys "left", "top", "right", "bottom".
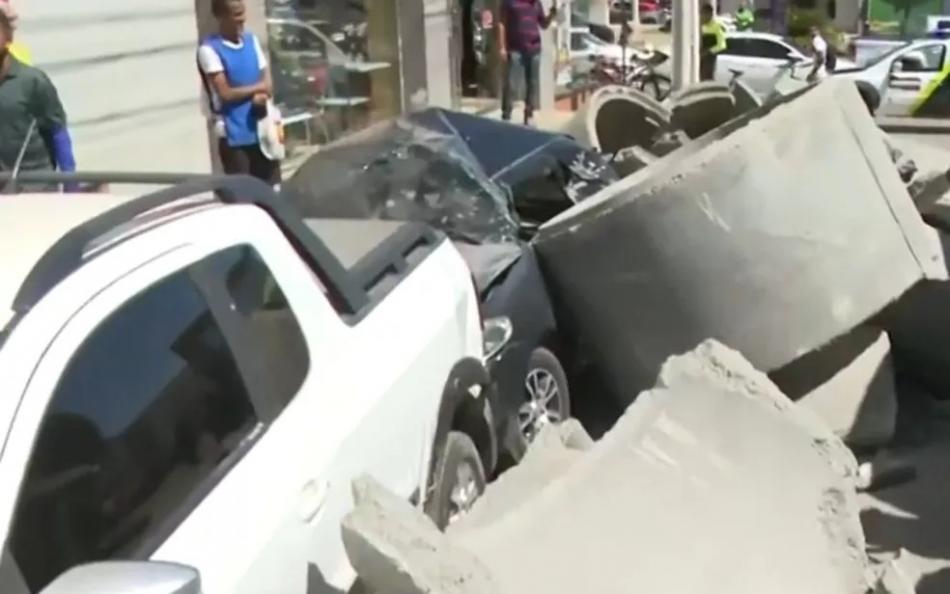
{"left": 299, "top": 479, "right": 331, "bottom": 523}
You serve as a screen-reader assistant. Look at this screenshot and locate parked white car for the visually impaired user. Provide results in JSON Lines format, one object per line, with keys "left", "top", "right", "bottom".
{"left": 715, "top": 32, "right": 856, "bottom": 95}
{"left": 569, "top": 27, "right": 655, "bottom": 66}
{"left": 0, "top": 174, "right": 497, "bottom": 594}
{"left": 833, "top": 38, "right": 950, "bottom": 116}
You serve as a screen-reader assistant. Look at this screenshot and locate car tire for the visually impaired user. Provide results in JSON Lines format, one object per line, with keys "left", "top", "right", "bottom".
{"left": 425, "top": 430, "right": 486, "bottom": 529}
{"left": 519, "top": 347, "right": 572, "bottom": 447}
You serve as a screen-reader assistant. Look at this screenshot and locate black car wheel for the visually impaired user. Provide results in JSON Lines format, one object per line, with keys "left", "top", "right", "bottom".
{"left": 518, "top": 347, "right": 571, "bottom": 445}
{"left": 425, "top": 431, "right": 486, "bottom": 529}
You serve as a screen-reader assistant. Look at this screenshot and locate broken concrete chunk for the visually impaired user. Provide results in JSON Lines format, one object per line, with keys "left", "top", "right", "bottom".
{"left": 771, "top": 325, "right": 897, "bottom": 449}
{"left": 870, "top": 550, "right": 916, "bottom": 594}
{"left": 455, "top": 340, "right": 871, "bottom": 594}
{"left": 611, "top": 145, "right": 658, "bottom": 177}
{"left": 564, "top": 85, "right": 671, "bottom": 153}
{"left": 535, "top": 79, "right": 946, "bottom": 403}
{"left": 650, "top": 128, "right": 691, "bottom": 156}
{"left": 341, "top": 476, "right": 499, "bottom": 594}
{"left": 670, "top": 88, "right": 737, "bottom": 138}
{"left": 447, "top": 423, "right": 589, "bottom": 535}
{"left": 344, "top": 342, "right": 877, "bottom": 594}
{"left": 557, "top": 418, "right": 594, "bottom": 450}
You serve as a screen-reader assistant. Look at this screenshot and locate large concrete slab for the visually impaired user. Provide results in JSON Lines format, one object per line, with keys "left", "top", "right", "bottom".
{"left": 342, "top": 341, "right": 875, "bottom": 594}
{"left": 534, "top": 80, "right": 946, "bottom": 404}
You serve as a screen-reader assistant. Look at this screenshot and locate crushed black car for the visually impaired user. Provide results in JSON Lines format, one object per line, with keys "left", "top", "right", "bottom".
{"left": 282, "top": 108, "right": 617, "bottom": 460}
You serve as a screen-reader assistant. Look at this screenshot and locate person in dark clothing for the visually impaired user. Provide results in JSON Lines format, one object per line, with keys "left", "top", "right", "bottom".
{"left": 198, "top": 0, "right": 280, "bottom": 185}
{"left": 498, "top": 0, "right": 557, "bottom": 126}
{"left": 0, "top": 9, "right": 77, "bottom": 191}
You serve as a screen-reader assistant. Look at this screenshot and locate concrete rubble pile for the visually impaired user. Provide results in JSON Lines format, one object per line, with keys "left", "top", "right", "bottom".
{"left": 341, "top": 341, "right": 913, "bottom": 593}
{"left": 531, "top": 81, "right": 944, "bottom": 457}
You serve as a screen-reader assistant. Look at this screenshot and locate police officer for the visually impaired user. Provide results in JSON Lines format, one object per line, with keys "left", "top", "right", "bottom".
{"left": 735, "top": 1, "right": 755, "bottom": 31}
{"left": 700, "top": 3, "right": 726, "bottom": 81}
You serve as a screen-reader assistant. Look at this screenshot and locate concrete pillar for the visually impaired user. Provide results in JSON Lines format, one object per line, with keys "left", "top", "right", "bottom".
{"left": 367, "top": 1, "right": 402, "bottom": 122}
{"left": 424, "top": 0, "right": 455, "bottom": 108}
{"left": 397, "top": 0, "right": 429, "bottom": 111}
{"left": 589, "top": 0, "right": 610, "bottom": 25}
{"left": 540, "top": 22, "right": 557, "bottom": 111}
{"left": 671, "top": 0, "right": 698, "bottom": 91}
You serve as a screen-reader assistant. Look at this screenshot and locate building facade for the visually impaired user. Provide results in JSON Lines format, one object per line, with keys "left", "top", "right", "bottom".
{"left": 13, "top": 0, "right": 443, "bottom": 174}
{"left": 12, "top": 0, "right": 579, "bottom": 175}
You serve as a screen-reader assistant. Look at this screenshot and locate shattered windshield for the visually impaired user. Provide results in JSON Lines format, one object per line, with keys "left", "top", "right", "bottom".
{"left": 284, "top": 118, "right": 520, "bottom": 245}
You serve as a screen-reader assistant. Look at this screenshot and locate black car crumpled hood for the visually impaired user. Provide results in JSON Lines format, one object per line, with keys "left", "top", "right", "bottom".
{"left": 282, "top": 108, "right": 617, "bottom": 248}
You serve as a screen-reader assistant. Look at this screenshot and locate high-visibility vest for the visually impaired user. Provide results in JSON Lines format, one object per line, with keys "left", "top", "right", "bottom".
{"left": 8, "top": 41, "right": 32, "bottom": 65}
{"left": 701, "top": 20, "right": 727, "bottom": 54}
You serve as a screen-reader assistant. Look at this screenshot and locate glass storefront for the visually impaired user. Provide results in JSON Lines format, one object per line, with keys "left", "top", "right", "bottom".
{"left": 263, "top": 0, "right": 403, "bottom": 162}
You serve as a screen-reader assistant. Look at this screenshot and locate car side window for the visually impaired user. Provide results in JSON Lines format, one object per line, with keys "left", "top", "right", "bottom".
{"left": 724, "top": 38, "right": 749, "bottom": 56}
{"left": 8, "top": 256, "right": 260, "bottom": 593}
{"left": 749, "top": 39, "right": 792, "bottom": 60}
{"left": 213, "top": 246, "right": 310, "bottom": 412}
{"left": 901, "top": 45, "right": 945, "bottom": 72}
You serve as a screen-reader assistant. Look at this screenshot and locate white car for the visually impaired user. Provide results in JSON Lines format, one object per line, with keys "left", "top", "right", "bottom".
{"left": 833, "top": 38, "right": 950, "bottom": 116}
{"left": 714, "top": 31, "right": 856, "bottom": 95}
{"left": 569, "top": 27, "right": 650, "bottom": 66}
{"left": 0, "top": 174, "right": 496, "bottom": 594}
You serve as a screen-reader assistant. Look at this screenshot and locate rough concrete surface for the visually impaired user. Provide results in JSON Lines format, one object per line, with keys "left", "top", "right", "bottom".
{"left": 564, "top": 85, "right": 671, "bottom": 153}
{"left": 670, "top": 88, "right": 737, "bottom": 139}
{"left": 612, "top": 145, "right": 658, "bottom": 177}
{"left": 534, "top": 80, "right": 946, "bottom": 403}
{"left": 341, "top": 476, "right": 500, "bottom": 594}
{"left": 859, "top": 385, "right": 950, "bottom": 594}
{"left": 344, "top": 341, "right": 876, "bottom": 594}
{"left": 447, "top": 421, "right": 591, "bottom": 534}
{"left": 771, "top": 325, "right": 898, "bottom": 449}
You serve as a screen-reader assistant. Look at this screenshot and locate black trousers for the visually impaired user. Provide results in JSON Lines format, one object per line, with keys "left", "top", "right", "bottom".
{"left": 218, "top": 140, "right": 281, "bottom": 186}
{"left": 699, "top": 53, "right": 718, "bottom": 81}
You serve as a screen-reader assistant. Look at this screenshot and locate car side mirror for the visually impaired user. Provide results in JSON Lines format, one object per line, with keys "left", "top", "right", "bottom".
{"left": 40, "top": 562, "right": 201, "bottom": 594}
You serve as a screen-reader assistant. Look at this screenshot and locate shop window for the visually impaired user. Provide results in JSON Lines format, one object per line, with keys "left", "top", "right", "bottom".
{"left": 266, "top": 0, "right": 401, "bottom": 159}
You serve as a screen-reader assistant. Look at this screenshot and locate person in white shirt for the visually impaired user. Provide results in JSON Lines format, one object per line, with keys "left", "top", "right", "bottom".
{"left": 807, "top": 26, "right": 828, "bottom": 83}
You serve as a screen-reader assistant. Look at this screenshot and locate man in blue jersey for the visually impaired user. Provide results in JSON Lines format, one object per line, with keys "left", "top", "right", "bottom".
{"left": 498, "top": 0, "right": 557, "bottom": 126}
{"left": 198, "top": 0, "right": 279, "bottom": 184}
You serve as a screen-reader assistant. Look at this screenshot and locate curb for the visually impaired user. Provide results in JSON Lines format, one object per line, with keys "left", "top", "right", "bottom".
{"left": 876, "top": 118, "right": 950, "bottom": 135}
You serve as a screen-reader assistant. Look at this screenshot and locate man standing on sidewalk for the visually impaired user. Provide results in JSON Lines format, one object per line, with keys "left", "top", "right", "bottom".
{"left": 198, "top": 0, "right": 280, "bottom": 185}
{"left": 0, "top": 9, "right": 77, "bottom": 189}
{"left": 807, "top": 26, "right": 829, "bottom": 82}
{"left": 498, "top": 0, "right": 557, "bottom": 127}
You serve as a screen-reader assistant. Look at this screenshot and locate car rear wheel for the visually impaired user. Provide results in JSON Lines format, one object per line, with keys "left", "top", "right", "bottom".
{"left": 518, "top": 347, "right": 571, "bottom": 445}
{"left": 425, "top": 431, "right": 486, "bottom": 529}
